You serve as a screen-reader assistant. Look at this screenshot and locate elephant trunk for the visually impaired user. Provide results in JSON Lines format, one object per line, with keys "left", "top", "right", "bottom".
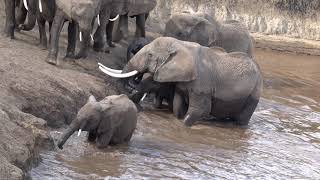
{"left": 57, "top": 122, "right": 80, "bottom": 149}
{"left": 19, "top": 11, "right": 36, "bottom": 31}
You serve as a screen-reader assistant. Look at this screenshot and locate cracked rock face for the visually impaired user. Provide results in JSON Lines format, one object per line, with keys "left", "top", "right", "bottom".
{"left": 149, "top": 0, "right": 320, "bottom": 40}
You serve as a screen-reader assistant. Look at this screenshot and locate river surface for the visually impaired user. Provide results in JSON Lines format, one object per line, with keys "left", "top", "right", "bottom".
{"left": 30, "top": 49, "right": 320, "bottom": 179}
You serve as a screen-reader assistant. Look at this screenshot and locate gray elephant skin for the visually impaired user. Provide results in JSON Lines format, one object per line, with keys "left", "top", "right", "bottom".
{"left": 165, "top": 13, "right": 254, "bottom": 57}
{"left": 101, "top": 37, "right": 262, "bottom": 127}
{"left": 57, "top": 95, "right": 137, "bottom": 149}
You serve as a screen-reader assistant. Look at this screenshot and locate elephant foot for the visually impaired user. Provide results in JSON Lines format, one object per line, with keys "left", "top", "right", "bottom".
{"left": 38, "top": 43, "right": 48, "bottom": 50}
{"left": 183, "top": 113, "right": 198, "bottom": 127}
{"left": 74, "top": 52, "right": 88, "bottom": 59}
{"left": 46, "top": 57, "right": 57, "bottom": 65}
{"left": 65, "top": 52, "right": 75, "bottom": 59}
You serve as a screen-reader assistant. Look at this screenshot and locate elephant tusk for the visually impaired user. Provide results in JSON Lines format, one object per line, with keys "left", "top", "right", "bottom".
{"left": 140, "top": 93, "right": 148, "bottom": 102}
{"left": 77, "top": 129, "right": 82, "bottom": 137}
{"left": 79, "top": 31, "right": 82, "bottom": 42}
{"left": 98, "top": 63, "right": 122, "bottom": 74}
{"left": 97, "top": 14, "right": 100, "bottom": 26}
{"left": 39, "top": 0, "right": 42, "bottom": 13}
{"left": 99, "top": 66, "right": 138, "bottom": 78}
{"left": 23, "top": 0, "right": 28, "bottom": 10}
{"left": 109, "top": 14, "right": 119, "bottom": 22}
{"left": 90, "top": 34, "right": 94, "bottom": 41}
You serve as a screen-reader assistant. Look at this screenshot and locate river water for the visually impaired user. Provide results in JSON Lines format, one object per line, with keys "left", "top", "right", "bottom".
{"left": 30, "top": 49, "right": 320, "bottom": 179}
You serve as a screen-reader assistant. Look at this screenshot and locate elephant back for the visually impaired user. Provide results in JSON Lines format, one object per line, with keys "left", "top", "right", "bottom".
{"left": 126, "top": 0, "right": 157, "bottom": 17}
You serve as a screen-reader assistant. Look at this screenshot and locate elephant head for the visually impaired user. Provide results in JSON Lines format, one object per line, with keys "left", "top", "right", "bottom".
{"left": 57, "top": 95, "right": 102, "bottom": 149}
{"left": 98, "top": 37, "right": 199, "bottom": 102}
{"left": 164, "top": 13, "right": 219, "bottom": 47}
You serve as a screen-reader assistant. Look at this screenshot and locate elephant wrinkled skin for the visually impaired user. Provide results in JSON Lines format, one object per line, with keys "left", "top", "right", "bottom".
{"left": 57, "top": 95, "right": 137, "bottom": 149}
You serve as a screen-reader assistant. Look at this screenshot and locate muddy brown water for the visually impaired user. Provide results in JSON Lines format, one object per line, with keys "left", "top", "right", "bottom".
{"left": 30, "top": 49, "right": 320, "bottom": 179}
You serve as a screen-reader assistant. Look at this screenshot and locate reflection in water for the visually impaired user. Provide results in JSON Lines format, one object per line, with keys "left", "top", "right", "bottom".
{"left": 30, "top": 49, "right": 320, "bottom": 179}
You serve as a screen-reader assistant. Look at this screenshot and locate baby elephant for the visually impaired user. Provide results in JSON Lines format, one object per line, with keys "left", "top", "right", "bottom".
{"left": 57, "top": 95, "right": 137, "bottom": 149}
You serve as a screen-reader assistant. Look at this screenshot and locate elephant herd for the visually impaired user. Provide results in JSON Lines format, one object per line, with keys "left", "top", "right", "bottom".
{"left": 3, "top": 0, "right": 263, "bottom": 149}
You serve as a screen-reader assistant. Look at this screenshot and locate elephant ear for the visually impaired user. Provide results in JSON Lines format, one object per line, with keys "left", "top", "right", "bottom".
{"left": 154, "top": 45, "right": 197, "bottom": 82}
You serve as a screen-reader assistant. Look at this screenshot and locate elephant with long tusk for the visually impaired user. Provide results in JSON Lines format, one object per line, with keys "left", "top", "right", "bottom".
{"left": 57, "top": 95, "right": 137, "bottom": 149}
{"left": 99, "top": 37, "right": 263, "bottom": 127}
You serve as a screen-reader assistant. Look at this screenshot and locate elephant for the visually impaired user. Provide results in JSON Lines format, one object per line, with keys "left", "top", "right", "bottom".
{"left": 16, "top": 0, "right": 56, "bottom": 49}
{"left": 57, "top": 95, "right": 138, "bottom": 149}
{"left": 46, "top": 0, "right": 107, "bottom": 65}
{"left": 164, "top": 13, "right": 254, "bottom": 57}
{"left": 93, "top": 0, "right": 157, "bottom": 52}
{"left": 99, "top": 37, "right": 263, "bottom": 127}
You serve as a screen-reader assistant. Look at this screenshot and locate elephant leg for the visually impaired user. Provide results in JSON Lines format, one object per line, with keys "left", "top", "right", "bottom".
{"left": 183, "top": 92, "right": 211, "bottom": 127}
{"left": 46, "top": 9, "right": 65, "bottom": 65}
{"left": 173, "top": 91, "right": 188, "bottom": 119}
{"left": 106, "top": 21, "right": 115, "bottom": 48}
{"left": 113, "top": 15, "right": 128, "bottom": 42}
{"left": 153, "top": 93, "right": 163, "bottom": 108}
{"left": 235, "top": 96, "right": 259, "bottom": 126}
{"left": 15, "top": 0, "right": 27, "bottom": 26}
{"left": 135, "top": 14, "right": 146, "bottom": 38}
{"left": 38, "top": 17, "right": 48, "bottom": 50}
{"left": 3, "top": 0, "right": 15, "bottom": 39}
{"left": 96, "top": 131, "right": 113, "bottom": 149}
{"left": 65, "top": 22, "right": 77, "bottom": 58}
{"left": 75, "top": 27, "right": 90, "bottom": 59}
{"left": 124, "top": 130, "right": 134, "bottom": 142}
{"left": 87, "top": 130, "right": 97, "bottom": 142}
{"left": 93, "top": 14, "right": 108, "bottom": 52}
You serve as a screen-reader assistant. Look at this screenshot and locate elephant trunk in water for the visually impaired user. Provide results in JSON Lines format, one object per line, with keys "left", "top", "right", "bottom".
{"left": 57, "top": 121, "right": 80, "bottom": 149}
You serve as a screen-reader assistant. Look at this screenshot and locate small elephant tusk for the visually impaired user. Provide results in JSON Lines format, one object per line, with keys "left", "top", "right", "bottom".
{"left": 39, "top": 0, "right": 42, "bottom": 13}
{"left": 140, "top": 93, "right": 148, "bottom": 102}
{"left": 90, "top": 34, "right": 94, "bottom": 41}
{"left": 79, "top": 32, "right": 82, "bottom": 42}
{"left": 98, "top": 63, "right": 122, "bottom": 74}
{"left": 23, "top": 0, "right": 28, "bottom": 10}
{"left": 77, "top": 129, "right": 82, "bottom": 137}
{"left": 99, "top": 66, "right": 138, "bottom": 78}
{"left": 97, "top": 14, "right": 100, "bottom": 26}
{"left": 109, "top": 14, "right": 119, "bottom": 22}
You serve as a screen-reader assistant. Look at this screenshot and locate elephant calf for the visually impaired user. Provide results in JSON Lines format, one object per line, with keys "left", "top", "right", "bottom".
{"left": 165, "top": 13, "right": 254, "bottom": 57}
{"left": 57, "top": 95, "right": 137, "bottom": 149}
{"left": 99, "top": 37, "right": 263, "bottom": 127}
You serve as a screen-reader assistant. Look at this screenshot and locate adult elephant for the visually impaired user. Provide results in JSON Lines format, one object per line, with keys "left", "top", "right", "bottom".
{"left": 164, "top": 13, "right": 254, "bottom": 57}
{"left": 99, "top": 37, "right": 262, "bottom": 127}
{"left": 46, "top": 0, "right": 106, "bottom": 65}
{"left": 93, "top": 0, "right": 157, "bottom": 52}
{"left": 17, "top": 0, "right": 56, "bottom": 49}
{"left": 57, "top": 95, "right": 137, "bottom": 149}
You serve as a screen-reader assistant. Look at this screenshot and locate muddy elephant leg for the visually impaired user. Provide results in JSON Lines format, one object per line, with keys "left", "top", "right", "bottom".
{"left": 96, "top": 131, "right": 113, "bottom": 148}
{"left": 106, "top": 21, "right": 115, "bottom": 48}
{"left": 235, "top": 96, "right": 259, "bottom": 126}
{"left": 38, "top": 17, "right": 48, "bottom": 50}
{"left": 93, "top": 13, "right": 108, "bottom": 52}
{"left": 173, "top": 91, "right": 188, "bottom": 119}
{"left": 87, "top": 130, "right": 97, "bottom": 142}
{"left": 75, "top": 27, "right": 91, "bottom": 59}
{"left": 183, "top": 92, "right": 211, "bottom": 127}
{"left": 154, "top": 93, "right": 163, "bottom": 108}
{"left": 47, "top": 9, "right": 65, "bottom": 65}
{"left": 3, "top": 0, "right": 16, "bottom": 39}
{"left": 113, "top": 15, "right": 128, "bottom": 42}
{"left": 65, "top": 22, "right": 77, "bottom": 58}
{"left": 135, "top": 14, "right": 146, "bottom": 38}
